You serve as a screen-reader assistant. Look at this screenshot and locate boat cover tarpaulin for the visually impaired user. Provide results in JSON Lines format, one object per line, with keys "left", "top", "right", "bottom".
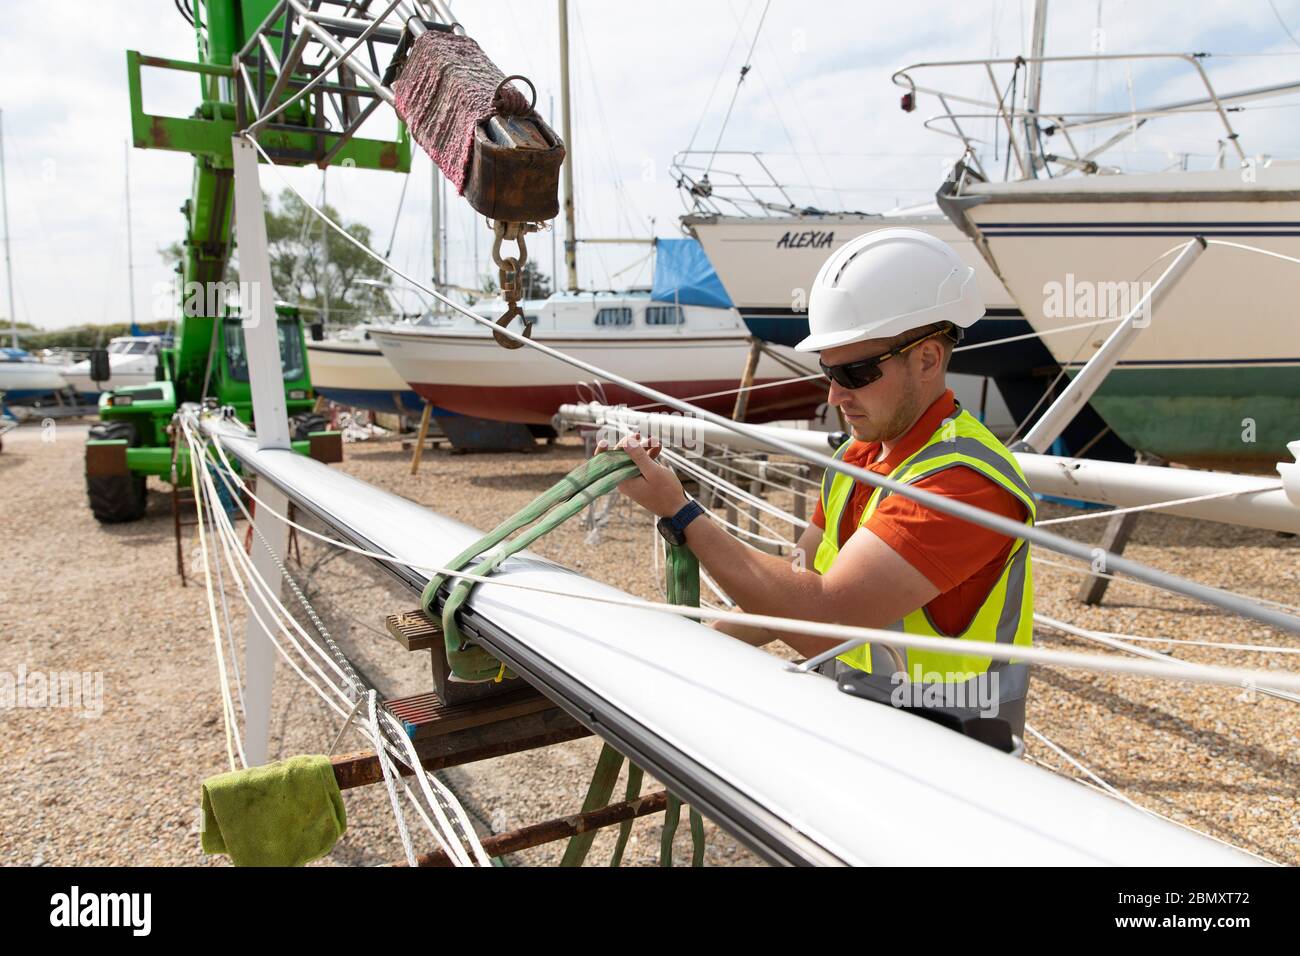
{"left": 651, "top": 239, "right": 734, "bottom": 310}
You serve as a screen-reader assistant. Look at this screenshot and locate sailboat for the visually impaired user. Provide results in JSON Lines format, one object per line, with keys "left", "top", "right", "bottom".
{"left": 63, "top": 335, "right": 165, "bottom": 397}
{"left": 898, "top": 6, "right": 1300, "bottom": 469}
{"left": 0, "top": 347, "right": 71, "bottom": 401}
{"left": 370, "top": 276, "right": 826, "bottom": 425}
{"left": 370, "top": 1, "right": 827, "bottom": 428}
{"left": 671, "top": 26, "right": 1124, "bottom": 455}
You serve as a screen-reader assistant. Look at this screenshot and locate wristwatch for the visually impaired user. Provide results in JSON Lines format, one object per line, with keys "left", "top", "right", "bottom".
{"left": 656, "top": 499, "right": 705, "bottom": 547}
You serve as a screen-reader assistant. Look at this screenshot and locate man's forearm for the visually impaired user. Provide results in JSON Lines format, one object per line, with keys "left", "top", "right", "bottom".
{"left": 684, "top": 511, "right": 825, "bottom": 622}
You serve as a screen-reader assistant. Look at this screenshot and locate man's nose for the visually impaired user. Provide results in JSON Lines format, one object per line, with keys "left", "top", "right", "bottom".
{"left": 826, "top": 380, "right": 850, "bottom": 407}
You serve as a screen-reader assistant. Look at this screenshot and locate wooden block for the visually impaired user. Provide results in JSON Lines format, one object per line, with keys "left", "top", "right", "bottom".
{"left": 410, "top": 706, "right": 589, "bottom": 762}
{"left": 384, "top": 608, "right": 443, "bottom": 652}
{"left": 385, "top": 607, "right": 520, "bottom": 706}
{"left": 85, "top": 440, "right": 128, "bottom": 477}
{"left": 309, "top": 431, "right": 343, "bottom": 464}
{"left": 387, "top": 685, "right": 555, "bottom": 739}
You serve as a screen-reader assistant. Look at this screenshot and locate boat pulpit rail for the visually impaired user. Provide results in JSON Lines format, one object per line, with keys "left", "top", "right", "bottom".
{"left": 891, "top": 52, "right": 1300, "bottom": 181}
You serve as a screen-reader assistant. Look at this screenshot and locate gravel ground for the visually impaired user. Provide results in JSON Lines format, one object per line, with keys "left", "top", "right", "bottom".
{"left": 1, "top": 420, "right": 1296, "bottom": 866}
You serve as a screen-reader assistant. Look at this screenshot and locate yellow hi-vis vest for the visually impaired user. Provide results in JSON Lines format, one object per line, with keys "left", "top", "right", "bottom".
{"left": 814, "top": 409, "right": 1036, "bottom": 689}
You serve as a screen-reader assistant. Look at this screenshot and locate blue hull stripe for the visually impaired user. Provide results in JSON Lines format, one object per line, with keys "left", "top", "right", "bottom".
{"left": 314, "top": 386, "right": 458, "bottom": 417}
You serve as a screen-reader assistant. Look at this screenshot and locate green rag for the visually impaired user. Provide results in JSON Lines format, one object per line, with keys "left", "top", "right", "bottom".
{"left": 201, "top": 754, "right": 347, "bottom": 867}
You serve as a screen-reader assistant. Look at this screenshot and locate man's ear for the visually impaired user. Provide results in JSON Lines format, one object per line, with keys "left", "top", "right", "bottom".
{"left": 916, "top": 338, "right": 946, "bottom": 382}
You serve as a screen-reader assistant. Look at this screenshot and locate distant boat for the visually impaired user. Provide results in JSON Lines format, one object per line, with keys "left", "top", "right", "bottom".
{"left": 369, "top": 289, "right": 828, "bottom": 425}
{"left": 307, "top": 325, "right": 452, "bottom": 418}
{"left": 682, "top": 204, "right": 1026, "bottom": 437}
{"left": 892, "top": 30, "right": 1300, "bottom": 468}
{"left": 0, "top": 347, "right": 70, "bottom": 401}
{"left": 943, "top": 162, "right": 1300, "bottom": 469}
{"left": 63, "top": 335, "right": 163, "bottom": 397}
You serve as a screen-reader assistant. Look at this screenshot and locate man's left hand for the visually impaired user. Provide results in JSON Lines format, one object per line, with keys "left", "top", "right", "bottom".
{"left": 596, "top": 432, "right": 686, "bottom": 517}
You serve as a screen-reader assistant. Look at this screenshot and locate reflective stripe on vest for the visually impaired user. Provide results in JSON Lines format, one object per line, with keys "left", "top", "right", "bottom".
{"left": 813, "top": 410, "right": 1036, "bottom": 695}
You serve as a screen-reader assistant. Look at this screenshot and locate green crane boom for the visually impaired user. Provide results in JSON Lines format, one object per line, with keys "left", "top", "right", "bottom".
{"left": 86, "top": 0, "right": 410, "bottom": 524}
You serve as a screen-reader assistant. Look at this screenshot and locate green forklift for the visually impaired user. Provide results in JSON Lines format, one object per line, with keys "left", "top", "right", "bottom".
{"left": 87, "top": 0, "right": 410, "bottom": 523}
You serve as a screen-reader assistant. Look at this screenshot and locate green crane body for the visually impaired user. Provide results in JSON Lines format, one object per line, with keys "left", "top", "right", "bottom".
{"left": 86, "top": 1, "right": 410, "bottom": 523}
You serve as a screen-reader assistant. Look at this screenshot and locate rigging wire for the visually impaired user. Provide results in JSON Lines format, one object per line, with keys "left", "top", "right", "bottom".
{"left": 237, "top": 133, "right": 1300, "bottom": 636}
{"left": 1024, "top": 724, "right": 1272, "bottom": 863}
{"left": 703, "top": 0, "right": 773, "bottom": 179}
{"left": 1267, "top": 0, "right": 1300, "bottom": 48}
{"left": 186, "top": 423, "right": 489, "bottom": 864}
{"left": 683, "top": 5, "right": 750, "bottom": 155}
{"left": 1036, "top": 482, "right": 1285, "bottom": 526}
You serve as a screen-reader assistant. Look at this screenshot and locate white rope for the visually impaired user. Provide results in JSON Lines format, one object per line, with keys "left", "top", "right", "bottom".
{"left": 1035, "top": 613, "right": 1300, "bottom": 657}
{"left": 190, "top": 426, "right": 365, "bottom": 695}
{"left": 193, "top": 426, "right": 1300, "bottom": 695}
{"left": 700, "top": 564, "right": 737, "bottom": 609}
{"left": 1205, "top": 238, "right": 1300, "bottom": 268}
{"left": 953, "top": 315, "right": 1123, "bottom": 352}
{"left": 199, "top": 452, "right": 357, "bottom": 703}
{"left": 627, "top": 370, "right": 824, "bottom": 410}
{"left": 380, "top": 709, "right": 491, "bottom": 866}
{"left": 659, "top": 445, "right": 808, "bottom": 539}
{"left": 1035, "top": 613, "right": 1300, "bottom": 705}
{"left": 1025, "top": 724, "right": 1273, "bottom": 864}
{"left": 1037, "top": 482, "right": 1284, "bottom": 525}
{"left": 191, "top": 430, "right": 356, "bottom": 718}
{"left": 199, "top": 464, "right": 248, "bottom": 717}
{"left": 684, "top": 444, "right": 818, "bottom": 504}
{"left": 189, "top": 424, "right": 488, "bottom": 863}
{"left": 1026, "top": 724, "right": 1133, "bottom": 803}
{"left": 367, "top": 690, "right": 418, "bottom": 867}
{"left": 759, "top": 459, "right": 822, "bottom": 490}
{"left": 1033, "top": 556, "right": 1300, "bottom": 615}
{"left": 190, "top": 433, "right": 246, "bottom": 771}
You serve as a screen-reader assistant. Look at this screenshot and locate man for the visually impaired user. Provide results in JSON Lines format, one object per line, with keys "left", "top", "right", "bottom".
{"left": 600, "top": 229, "right": 1035, "bottom": 735}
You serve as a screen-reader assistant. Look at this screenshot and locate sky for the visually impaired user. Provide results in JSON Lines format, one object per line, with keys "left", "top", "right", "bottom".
{"left": 2, "top": 0, "right": 1300, "bottom": 330}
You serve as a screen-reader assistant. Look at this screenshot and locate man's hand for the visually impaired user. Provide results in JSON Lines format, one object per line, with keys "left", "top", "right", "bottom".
{"left": 595, "top": 431, "right": 686, "bottom": 518}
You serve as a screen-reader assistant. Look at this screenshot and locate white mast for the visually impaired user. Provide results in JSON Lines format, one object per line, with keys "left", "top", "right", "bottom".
{"left": 1024, "top": 0, "right": 1049, "bottom": 175}
{"left": 558, "top": 0, "right": 578, "bottom": 291}
{"left": 124, "top": 140, "right": 138, "bottom": 329}
{"left": 432, "top": 156, "right": 442, "bottom": 290}
{"left": 321, "top": 170, "right": 330, "bottom": 326}
{"left": 1, "top": 109, "right": 18, "bottom": 348}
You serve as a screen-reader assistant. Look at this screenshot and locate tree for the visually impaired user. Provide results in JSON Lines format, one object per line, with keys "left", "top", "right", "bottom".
{"left": 157, "top": 189, "right": 388, "bottom": 324}
{"left": 265, "top": 188, "right": 388, "bottom": 323}
{"left": 520, "top": 260, "right": 553, "bottom": 300}
{"left": 479, "top": 259, "right": 552, "bottom": 301}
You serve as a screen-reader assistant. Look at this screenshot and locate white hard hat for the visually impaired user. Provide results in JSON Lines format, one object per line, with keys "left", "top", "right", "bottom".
{"left": 795, "top": 228, "right": 984, "bottom": 352}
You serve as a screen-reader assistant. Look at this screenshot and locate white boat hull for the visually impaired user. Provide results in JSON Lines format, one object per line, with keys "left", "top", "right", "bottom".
{"left": 683, "top": 211, "right": 1020, "bottom": 346}
{"left": 953, "top": 163, "right": 1300, "bottom": 466}
{"left": 0, "top": 361, "right": 69, "bottom": 399}
{"left": 370, "top": 326, "right": 827, "bottom": 424}
{"left": 307, "top": 337, "right": 432, "bottom": 416}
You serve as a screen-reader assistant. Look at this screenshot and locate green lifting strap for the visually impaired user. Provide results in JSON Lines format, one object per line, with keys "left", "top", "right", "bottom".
{"left": 558, "top": 742, "right": 625, "bottom": 868}
{"left": 453, "top": 449, "right": 709, "bottom": 865}
{"left": 421, "top": 451, "right": 642, "bottom": 681}
{"left": 557, "top": 534, "right": 709, "bottom": 867}
{"left": 659, "top": 539, "right": 706, "bottom": 867}
{"left": 609, "top": 762, "right": 644, "bottom": 867}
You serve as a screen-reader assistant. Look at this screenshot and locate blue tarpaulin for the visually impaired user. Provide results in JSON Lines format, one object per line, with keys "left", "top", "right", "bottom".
{"left": 650, "top": 238, "right": 733, "bottom": 310}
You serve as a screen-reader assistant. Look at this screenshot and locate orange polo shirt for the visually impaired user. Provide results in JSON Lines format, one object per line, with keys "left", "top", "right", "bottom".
{"left": 811, "top": 389, "right": 1029, "bottom": 636}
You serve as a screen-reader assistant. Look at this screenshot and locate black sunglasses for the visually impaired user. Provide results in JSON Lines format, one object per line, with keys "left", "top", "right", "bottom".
{"left": 819, "top": 325, "right": 962, "bottom": 390}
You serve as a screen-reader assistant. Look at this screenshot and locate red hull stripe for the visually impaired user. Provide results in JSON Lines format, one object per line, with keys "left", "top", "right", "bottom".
{"left": 408, "top": 378, "right": 827, "bottom": 424}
